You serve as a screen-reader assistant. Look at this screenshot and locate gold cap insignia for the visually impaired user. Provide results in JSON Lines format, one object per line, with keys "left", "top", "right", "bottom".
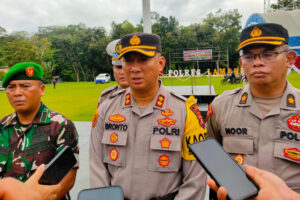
{"left": 250, "top": 26, "right": 262, "bottom": 38}
{"left": 129, "top": 35, "right": 141, "bottom": 45}
{"left": 115, "top": 42, "right": 122, "bottom": 54}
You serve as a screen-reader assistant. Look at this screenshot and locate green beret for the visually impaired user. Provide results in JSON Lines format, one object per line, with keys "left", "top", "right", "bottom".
{"left": 2, "top": 62, "right": 43, "bottom": 88}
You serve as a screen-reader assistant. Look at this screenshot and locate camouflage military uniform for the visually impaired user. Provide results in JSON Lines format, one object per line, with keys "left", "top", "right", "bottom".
{"left": 0, "top": 103, "right": 79, "bottom": 182}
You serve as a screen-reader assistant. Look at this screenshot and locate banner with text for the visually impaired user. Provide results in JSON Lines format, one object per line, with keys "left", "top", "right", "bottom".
{"left": 183, "top": 49, "right": 212, "bottom": 61}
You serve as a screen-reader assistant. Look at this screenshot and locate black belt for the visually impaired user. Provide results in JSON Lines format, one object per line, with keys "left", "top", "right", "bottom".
{"left": 125, "top": 191, "right": 178, "bottom": 200}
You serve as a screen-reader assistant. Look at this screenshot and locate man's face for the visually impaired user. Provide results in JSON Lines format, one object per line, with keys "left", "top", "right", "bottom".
{"left": 239, "top": 45, "right": 295, "bottom": 88}
{"left": 6, "top": 80, "right": 45, "bottom": 114}
{"left": 113, "top": 65, "right": 129, "bottom": 89}
{"left": 122, "top": 52, "right": 165, "bottom": 93}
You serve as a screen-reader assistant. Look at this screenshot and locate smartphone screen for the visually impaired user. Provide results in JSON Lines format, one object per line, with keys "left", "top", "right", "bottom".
{"left": 39, "top": 146, "right": 77, "bottom": 185}
{"left": 77, "top": 186, "right": 124, "bottom": 200}
{"left": 188, "top": 138, "right": 259, "bottom": 200}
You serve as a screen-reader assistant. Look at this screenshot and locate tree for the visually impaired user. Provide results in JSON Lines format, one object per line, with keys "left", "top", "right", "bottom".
{"left": 271, "top": 0, "right": 300, "bottom": 10}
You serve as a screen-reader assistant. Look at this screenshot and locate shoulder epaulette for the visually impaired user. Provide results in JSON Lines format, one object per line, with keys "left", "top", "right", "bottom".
{"left": 213, "top": 88, "right": 242, "bottom": 102}
{"left": 170, "top": 92, "right": 187, "bottom": 102}
{"left": 101, "top": 85, "right": 118, "bottom": 96}
{"left": 109, "top": 88, "right": 126, "bottom": 99}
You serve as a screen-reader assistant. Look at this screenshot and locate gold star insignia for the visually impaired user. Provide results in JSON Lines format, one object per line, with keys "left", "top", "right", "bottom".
{"left": 288, "top": 97, "right": 295, "bottom": 104}
{"left": 241, "top": 95, "right": 247, "bottom": 102}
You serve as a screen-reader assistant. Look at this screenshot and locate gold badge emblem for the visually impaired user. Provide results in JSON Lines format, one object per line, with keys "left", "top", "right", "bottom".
{"left": 158, "top": 155, "right": 170, "bottom": 167}
{"left": 160, "top": 137, "right": 172, "bottom": 149}
{"left": 157, "top": 118, "right": 176, "bottom": 127}
{"left": 25, "top": 67, "right": 34, "bottom": 77}
{"left": 110, "top": 132, "right": 118, "bottom": 143}
{"left": 108, "top": 114, "right": 126, "bottom": 123}
{"left": 234, "top": 154, "right": 244, "bottom": 165}
{"left": 110, "top": 148, "right": 119, "bottom": 161}
{"left": 250, "top": 26, "right": 262, "bottom": 37}
{"left": 129, "top": 35, "right": 141, "bottom": 45}
{"left": 161, "top": 108, "right": 173, "bottom": 117}
{"left": 239, "top": 93, "right": 248, "bottom": 104}
{"left": 284, "top": 148, "right": 300, "bottom": 161}
{"left": 115, "top": 41, "right": 122, "bottom": 54}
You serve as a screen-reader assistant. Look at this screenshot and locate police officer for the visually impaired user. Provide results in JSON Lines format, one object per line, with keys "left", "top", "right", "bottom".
{"left": 97, "top": 39, "right": 129, "bottom": 107}
{"left": 206, "top": 23, "right": 299, "bottom": 194}
{"left": 90, "top": 32, "right": 207, "bottom": 200}
{"left": 0, "top": 62, "right": 79, "bottom": 200}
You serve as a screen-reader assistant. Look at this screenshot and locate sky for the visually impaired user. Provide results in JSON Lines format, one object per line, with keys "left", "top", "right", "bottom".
{"left": 0, "top": 0, "right": 264, "bottom": 34}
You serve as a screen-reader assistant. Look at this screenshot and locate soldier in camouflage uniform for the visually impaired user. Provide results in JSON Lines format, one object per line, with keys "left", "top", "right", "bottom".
{"left": 0, "top": 62, "right": 79, "bottom": 200}
{"left": 97, "top": 39, "right": 129, "bottom": 107}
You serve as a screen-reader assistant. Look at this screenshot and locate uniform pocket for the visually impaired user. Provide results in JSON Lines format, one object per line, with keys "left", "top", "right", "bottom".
{"left": 223, "top": 137, "right": 254, "bottom": 154}
{"left": 102, "top": 131, "right": 128, "bottom": 167}
{"left": 274, "top": 141, "right": 300, "bottom": 164}
{"left": 148, "top": 135, "right": 181, "bottom": 172}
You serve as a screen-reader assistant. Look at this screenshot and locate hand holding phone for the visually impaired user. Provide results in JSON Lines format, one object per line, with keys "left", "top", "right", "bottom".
{"left": 38, "top": 146, "right": 77, "bottom": 185}
{"left": 188, "top": 138, "right": 259, "bottom": 200}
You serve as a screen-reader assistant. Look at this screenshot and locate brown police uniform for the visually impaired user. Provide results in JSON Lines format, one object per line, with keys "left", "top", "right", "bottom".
{"left": 90, "top": 84, "right": 207, "bottom": 200}
{"left": 207, "top": 82, "right": 300, "bottom": 192}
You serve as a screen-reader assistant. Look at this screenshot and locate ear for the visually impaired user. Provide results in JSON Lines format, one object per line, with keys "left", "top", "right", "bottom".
{"left": 40, "top": 84, "right": 46, "bottom": 97}
{"left": 286, "top": 50, "right": 297, "bottom": 69}
{"left": 239, "top": 57, "right": 243, "bottom": 68}
{"left": 158, "top": 56, "right": 166, "bottom": 72}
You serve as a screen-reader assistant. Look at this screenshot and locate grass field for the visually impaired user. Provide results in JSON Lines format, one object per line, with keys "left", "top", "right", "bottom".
{"left": 1, "top": 72, "right": 300, "bottom": 121}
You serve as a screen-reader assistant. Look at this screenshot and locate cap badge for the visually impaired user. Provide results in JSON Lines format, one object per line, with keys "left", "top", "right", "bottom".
{"left": 161, "top": 108, "right": 173, "bottom": 117}
{"left": 234, "top": 154, "right": 244, "bottom": 165}
{"left": 158, "top": 155, "right": 170, "bottom": 167}
{"left": 25, "top": 67, "right": 34, "bottom": 77}
{"left": 130, "top": 35, "right": 141, "bottom": 46}
{"left": 160, "top": 137, "right": 171, "bottom": 149}
{"left": 284, "top": 148, "right": 300, "bottom": 161}
{"left": 287, "top": 94, "right": 295, "bottom": 108}
{"left": 110, "top": 148, "right": 119, "bottom": 161}
{"left": 250, "top": 26, "right": 262, "bottom": 38}
{"left": 115, "top": 41, "right": 122, "bottom": 54}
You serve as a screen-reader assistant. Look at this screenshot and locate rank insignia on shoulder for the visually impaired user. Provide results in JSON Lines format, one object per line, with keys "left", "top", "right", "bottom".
{"left": 160, "top": 137, "right": 171, "bottom": 149}
{"left": 161, "top": 108, "right": 173, "bottom": 117}
{"left": 157, "top": 118, "right": 176, "bottom": 127}
{"left": 155, "top": 94, "right": 165, "bottom": 108}
{"left": 158, "top": 155, "right": 170, "bottom": 167}
{"left": 92, "top": 109, "right": 98, "bottom": 127}
{"left": 287, "top": 94, "right": 295, "bottom": 108}
{"left": 287, "top": 114, "right": 300, "bottom": 132}
{"left": 110, "top": 148, "right": 119, "bottom": 161}
{"left": 110, "top": 132, "right": 118, "bottom": 143}
{"left": 190, "top": 104, "right": 205, "bottom": 128}
{"left": 284, "top": 148, "right": 300, "bottom": 161}
{"left": 206, "top": 103, "right": 213, "bottom": 121}
{"left": 125, "top": 93, "right": 131, "bottom": 106}
{"left": 240, "top": 92, "right": 248, "bottom": 104}
{"left": 109, "top": 114, "right": 126, "bottom": 123}
{"left": 234, "top": 154, "right": 244, "bottom": 165}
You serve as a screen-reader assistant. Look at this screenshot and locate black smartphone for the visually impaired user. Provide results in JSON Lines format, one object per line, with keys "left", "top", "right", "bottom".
{"left": 188, "top": 138, "right": 259, "bottom": 200}
{"left": 39, "top": 146, "right": 77, "bottom": 185}
{"left": 77, "top": 186, "right": 124, "bottom": 200}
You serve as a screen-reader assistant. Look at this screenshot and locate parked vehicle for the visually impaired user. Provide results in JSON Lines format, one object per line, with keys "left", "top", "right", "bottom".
{"left": 95, "top": 73, "right": 111, "bottom": 84}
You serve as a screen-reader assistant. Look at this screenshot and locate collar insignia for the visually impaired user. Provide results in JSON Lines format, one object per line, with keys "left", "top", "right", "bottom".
{"left": 240, "top": 92, "right": 248, "bottom": 104}
{"left": 158, "top": 155, "right": 170, "bottom": 167}
{"left": 130, "top": 35, "right": 141, "bottom": 45}
{"left": 287, "top": 94, "right": 295, "bottom": 108}
{"left": 250, "top": 26, "right": 262, "bottom": 37}
{"left": 206, "top": 103, "right": 213, "bottom": 121}
{"left": 26, "top": 67, "right": 34, "bottom": 77}
{"left": 155, "top": 94, "right": 165, "bottom": 108}
{"left": 161, "top": 108, "right": 173, "bottom": 117}
{"left": 160, "top": 137, "right": 171, "bottom": 149}
{"left": 284, "top": 148, "right": 300, "bottom": 161}
{"left": 108, "top": 114, "right": 126, "bottom": 123}
{"left": 287, "top": 114, "right": 300, "bottom": 132}
{"left": 125, "top": 93, "right": 131, "bottom": 106}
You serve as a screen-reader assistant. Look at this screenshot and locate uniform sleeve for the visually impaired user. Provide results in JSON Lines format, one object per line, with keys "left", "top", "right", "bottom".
{"left": 176, "top": 96, "right": 207, "bottom": 200}
{"left": 206, "top": 102, "right": 222, "bottom": 144}
{"left": 89, "top": 106, "right": 110, "bottom": 187}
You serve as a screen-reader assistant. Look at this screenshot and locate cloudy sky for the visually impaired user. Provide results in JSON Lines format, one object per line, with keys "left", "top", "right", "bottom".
{"left": 0, "top": 0, "right": 264, "bottom": 34}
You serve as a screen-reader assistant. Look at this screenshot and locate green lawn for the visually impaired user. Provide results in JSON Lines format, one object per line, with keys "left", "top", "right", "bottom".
{"left": 1, "top": 72, "right": 300, "bottom": 121}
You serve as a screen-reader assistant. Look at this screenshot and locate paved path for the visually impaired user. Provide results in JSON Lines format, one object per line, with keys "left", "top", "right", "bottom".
{"left": 70, "top": 122, "right": 209, "bottom": 200}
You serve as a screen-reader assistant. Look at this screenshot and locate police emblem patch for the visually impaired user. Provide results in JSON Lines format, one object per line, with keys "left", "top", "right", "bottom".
{"left": 250, "top": 26, "right": 262, "bottom": 37}
{"left": 109, "top": 114, "right": 126, "bottom": 123}
{"left": 157, "top": 118, "right": 176, "bottom": 127}
{"left": 161, "top": 108, "right": 173, "bottom": 117}
{"left": 92, "top": 109, "right": 98, "bottom": 127}
{"left": 110, "top": 132, "right": 118, "bottom": 143}
{"left": 26, "top": 67, "right": 34, "bottom": 77}
{"left": 190, "top": 104, "right": 205, "bottom": 128}
{"left": 287, "top": 115, "right": 300, "bottom": 132}
{"left": 234, "top": 154, "right": 244, "bottom": 165}
{"left": 284, "top": 148, "right": 300, "bottom": 161}
{"left": 160, "top": 137, "right": 171, "bottom": 149}
{"left": 287, "top": 94, "right": 295, "bottom": 108}
{"left": 110, "top": 148, "right": 119, "bottom": 161}
{"left": 129, "top": 35, "right": 141, "bottom": 45}
{"left": 158, "top": 155, "right": 170, "bottom": 167}
{"left": 155, "top": 94, "right": 165, "bottom": 108}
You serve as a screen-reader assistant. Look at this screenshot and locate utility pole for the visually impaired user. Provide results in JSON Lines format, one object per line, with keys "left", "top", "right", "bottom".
{"left": 142, "top": 0, "right": 152, "bottom": 33}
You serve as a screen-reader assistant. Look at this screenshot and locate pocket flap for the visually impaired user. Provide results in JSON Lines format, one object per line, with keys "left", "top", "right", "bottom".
{"left": 150, "top": 135, "right": 181, "bottom": 151}
{"left": 274, "top": 141, "right": 300, "bottom": 164}
{"left": 223, "top": 137, "right": 254, "bottom": 154}
{"left": 102, "top": 131, "right": 128, "bottom": 146}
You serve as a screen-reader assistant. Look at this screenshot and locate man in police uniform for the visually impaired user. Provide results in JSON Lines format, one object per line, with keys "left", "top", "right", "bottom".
{"left": 97, "top": 39, "right": 129, "bottom": 107}
{"left": 0, "top": 62, "right": 79, "bottom": 200}
{"left": 90, "top": 33, "right": 207, "bottom": 200}
{"left": 207, "top": 23, "right": 300, "bottom": 193}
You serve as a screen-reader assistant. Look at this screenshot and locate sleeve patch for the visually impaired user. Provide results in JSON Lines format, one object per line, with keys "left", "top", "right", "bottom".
{"left": 92, "top": 109, "right": 98, "bottom": 127}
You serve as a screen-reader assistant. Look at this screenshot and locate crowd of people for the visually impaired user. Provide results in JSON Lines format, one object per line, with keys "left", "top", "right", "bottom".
{"left": 0, "top": 22, "right": 299, "bottom": 200}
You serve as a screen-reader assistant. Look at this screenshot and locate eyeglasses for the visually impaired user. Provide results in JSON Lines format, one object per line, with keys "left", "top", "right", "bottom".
{"left": 240, "top": 50, "right": 289, "bottom": 63}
